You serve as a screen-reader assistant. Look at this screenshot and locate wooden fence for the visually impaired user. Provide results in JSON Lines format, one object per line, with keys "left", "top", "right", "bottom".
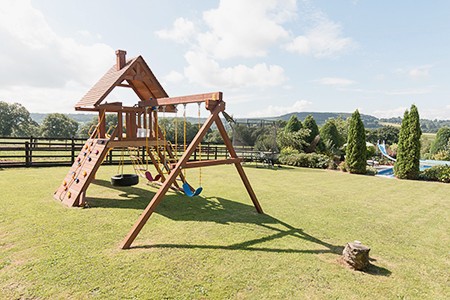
{"left": 0, "top": 136, "right": 261, "bottom": 168}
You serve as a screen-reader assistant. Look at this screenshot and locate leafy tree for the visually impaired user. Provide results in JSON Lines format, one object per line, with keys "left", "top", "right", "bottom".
{"left": 366, "top": 125, "right": 400, "bottom": 145}
{"left": 40, "top": 113, "right": 78, "bottom": 138}
{"left": 284, "top": 115, "right": 302, "bottom": 132}
{"left": 277, "top": 129, "right": 310, "bottom": 152}
{"left": 158, "top": 117, "right": 199, "bottom": 144}
{"left": 0, "top": 101, "right": 38, "bottom": 136}
{"left": 205, "top": 130, "right": 226, "bottom": 144}
{"left": 395, "top": 105, "right": 422, "bottom": 179}
{"left": 346, "top": 110, "right": 366, "bottom": 174}
{"left": 78, "top": 114, "right": 118, "bottom": 137}
{"left": 331, "top": 116, "right": 349, "bottom": 144}
{"left": 303, "top": 115, "right": 321, "bottom": 152}
{"left": 429, "top": 127, "right": 450, "bottom": 155}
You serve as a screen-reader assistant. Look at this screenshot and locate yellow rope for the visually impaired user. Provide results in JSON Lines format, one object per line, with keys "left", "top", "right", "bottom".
{"left": 155, "top": 107, "right": 160, "bottom": 166}
{"left": 174, "top": 105, "right": 178, "bottom": 160}
{"left": 162, "top": 106, "right": 167, "bottom": 164}
{"left": 117, "top": 147, "right": 124, "bottom": 176}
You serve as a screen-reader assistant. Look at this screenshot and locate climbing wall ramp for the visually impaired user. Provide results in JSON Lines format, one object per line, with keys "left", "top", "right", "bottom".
{"left": 54, "top": 138, "right": 110, "bottom": 207}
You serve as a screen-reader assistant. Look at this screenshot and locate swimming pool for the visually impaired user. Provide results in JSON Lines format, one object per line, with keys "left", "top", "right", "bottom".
{"left": 376, "top": 159, "right": 450, "bottom": 177}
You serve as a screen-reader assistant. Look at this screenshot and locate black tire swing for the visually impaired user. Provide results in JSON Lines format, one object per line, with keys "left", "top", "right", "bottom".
{"left": 111, "top": 174, "right": 139, "bottom": 186}
{"left": 111, "top": 148, "right": 139, "bottom": 186}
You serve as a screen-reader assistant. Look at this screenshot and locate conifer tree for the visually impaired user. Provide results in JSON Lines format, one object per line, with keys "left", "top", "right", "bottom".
{"left": 303, "top": 115, "right": 321, "bottom": 152}
{"left": 394, "top": 109, "right": 410, "bottom": 178}
{"left": 284, "top": 115, "right": 302, "bottom": 132}
{"left": 346, "top": 110, "right": 366, "bottom": 174}
{"left": 394, "top": 105, "right": 422, "bottom": 179}
{"left": 407, "top": 105, "right": 422, "bottom": 178}
{"left": 320, "top": 119, "right": 344, "bottom": 148}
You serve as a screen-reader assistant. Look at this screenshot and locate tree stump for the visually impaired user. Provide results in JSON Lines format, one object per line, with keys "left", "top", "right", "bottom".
{"left": 342, "top": 241, "right": 370, "bottom": 270}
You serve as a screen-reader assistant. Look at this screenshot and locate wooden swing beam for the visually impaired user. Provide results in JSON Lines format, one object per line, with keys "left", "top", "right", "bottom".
{"left": 120, "top": 100, "right": 263, "bottom": 249}
{"left": 138, "top": 92, "right": 222, "bottom": 108}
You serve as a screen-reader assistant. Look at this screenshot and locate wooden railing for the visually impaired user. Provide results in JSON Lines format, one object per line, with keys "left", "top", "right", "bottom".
{"left": 0, "top": 136, "right": 260, "bottom": 168}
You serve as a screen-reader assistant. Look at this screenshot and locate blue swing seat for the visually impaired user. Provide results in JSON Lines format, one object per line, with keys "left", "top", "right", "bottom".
{"left": 182, "top": 182, "right": 202, "bottom": 197}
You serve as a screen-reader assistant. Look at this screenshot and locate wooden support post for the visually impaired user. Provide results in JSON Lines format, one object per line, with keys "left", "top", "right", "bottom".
{"left": 126, "top": 113, "right": 132, "bottom": 138}
{"left": 71, "top": 137, "right": 75, "bottom": 164}
{"left": 214, "top": 116, "right": 263, "bottom": 214}
{"left": 99, "top": 109, "right": 106, "bottom": 138}
{"left": 120, "top": 103, "right": 225, "bottom": 249}
{"left": 130, "top": 112, "right": 137, "bottom": 138}
{"left": 117, "top": 112, "right": 123, "bottom": 140}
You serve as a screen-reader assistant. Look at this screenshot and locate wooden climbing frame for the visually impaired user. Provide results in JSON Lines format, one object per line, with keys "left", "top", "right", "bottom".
{"left": 54, "top": 50, "right": 263, "bottom": 249}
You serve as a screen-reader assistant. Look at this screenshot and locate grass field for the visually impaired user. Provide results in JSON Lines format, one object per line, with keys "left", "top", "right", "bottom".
{"left": 1, "top": 165, "right": 449, "bottom": 299}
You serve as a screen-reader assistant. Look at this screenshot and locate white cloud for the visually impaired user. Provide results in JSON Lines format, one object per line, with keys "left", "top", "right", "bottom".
{"left": 408, "top": 65, "right": 432, "bottom": 79}
{"left": 156, "top": 0, "right": 356, "bottom": 91}
{"left": 395, "top": 64, "right": 433, "bottom": 79}
{"left": 285, "top": 14, "right": 356, "bottom": 58}
{"left": 162, "top": 71, "right": 184, "bottom": 84}
{"left": 386, "top": 87, "right": 433, "bottom": 95}
{"left": 184, "top": 52, "right": 286, "bottom": 88}
{"left": 315, "top": 77, "right": 356, "bottom": 86}
{"left": 0, "top": 0, "right": 115, "bottom": 112}
{"left": 198, "top": 0, "right": 295, "bottom": 59}
{"left": 155, "top": 17, "right": 196, "bottom": 44}
{"left": 373, "top": 107, "right": 408, "bottom": 119}
{"left": 247, "top": 100, "right": 312, "bottom": 117}
{"left": 419, "top": 107, "right": 450, "bottom": 120}
{"left": 340, "top": 86, "right": 434, "bottom": 96}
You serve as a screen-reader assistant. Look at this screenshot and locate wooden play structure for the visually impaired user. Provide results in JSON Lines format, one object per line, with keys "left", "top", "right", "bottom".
{"left": 54, "top": 50, "right": 263, "bottom": 249}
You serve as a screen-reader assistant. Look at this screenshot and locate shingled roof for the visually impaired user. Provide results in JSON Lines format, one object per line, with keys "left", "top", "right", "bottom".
{"left": 75, "top": 50, "right": 168, "bottom": 109}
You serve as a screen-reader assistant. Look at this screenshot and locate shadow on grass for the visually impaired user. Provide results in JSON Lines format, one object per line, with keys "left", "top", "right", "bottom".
{"left": 89, "top": 179, "right": 390, "bottom": 276}
{"left": 365, "top": 263, "right": 392, "bottom": 276}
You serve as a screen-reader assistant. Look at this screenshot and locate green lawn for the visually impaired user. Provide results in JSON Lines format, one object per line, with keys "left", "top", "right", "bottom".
{"left": 0, "top": 165, "right": 449, "bottom": 299}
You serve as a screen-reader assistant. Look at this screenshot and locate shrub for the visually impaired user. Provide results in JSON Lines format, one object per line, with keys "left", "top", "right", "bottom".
{"left": 327, "top": 160, "right": 338, "bottom": 170}
{"left": 366, "top": 167, "right": 378, "bottom": 176}
{"left": 430, "top": 127, "right": 450, "bottom": 155}
{"left": 280, "top": 146, "right": 300, "bottom": 156}
{"left": 279, "top": 152, "right": 331, "bottom": 169}
{"left": 419, "top": 165, "right": 450, "bottom": 183}
{"left": 338, "top": 161, "right": 348, "bottom": 172}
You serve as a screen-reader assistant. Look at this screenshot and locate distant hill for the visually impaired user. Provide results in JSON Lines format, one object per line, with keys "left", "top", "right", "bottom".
{"left": 380, "top": 117, "right": 450, "bottom": 133}
{"left": 30, "top": 111, "right": 449, "bottom": 133}
{"left": 31, "top": 113, "right": 95, "bottom": 124}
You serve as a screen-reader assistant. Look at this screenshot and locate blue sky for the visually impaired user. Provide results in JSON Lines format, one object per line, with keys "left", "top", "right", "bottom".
{"left": 1, "top": 0, "right": 450, "bottom": 119}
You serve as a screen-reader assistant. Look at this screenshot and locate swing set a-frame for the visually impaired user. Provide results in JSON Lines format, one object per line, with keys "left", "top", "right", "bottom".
{"left": 54, "top": 50, "right": 263, "bottom": 249}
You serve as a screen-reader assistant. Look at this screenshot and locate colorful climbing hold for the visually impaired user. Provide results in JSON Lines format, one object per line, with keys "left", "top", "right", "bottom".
{"left": 95, "top": 150, "right": 99, "bottom": 155}
{"left": 67, "top": 192, "right": 72, "bottom": 198}
{"left": 75, "top": 178, "right": 80, "bottom": 183}
{"left": 83, "top": 171, "right": 87, "bottom": 177}
{"left": 63, "top": 181, "right": 67, "bottom": 186}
